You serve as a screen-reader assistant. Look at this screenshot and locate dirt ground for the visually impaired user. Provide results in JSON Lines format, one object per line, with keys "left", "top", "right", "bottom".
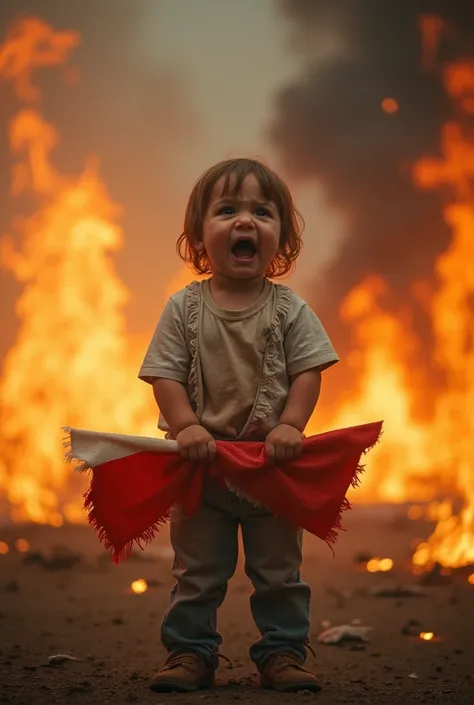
{"left": 0, "top": 506, "right": 472, "bottom": 705}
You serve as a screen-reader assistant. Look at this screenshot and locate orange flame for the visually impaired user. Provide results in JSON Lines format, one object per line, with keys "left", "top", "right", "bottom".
{"left": 410, "top": 62, "right": 474, "bottom": 569}
{"left": 306, "top": 59, "right": 474, "bottom": 569}
{"left": 0, "top": 19, "right": 156, "bottom": 524}
{"left": 420, "top": 632, "right": 434, "bottom": 641}
{"left": 0, "top": 17, "right": 79, "bottom": 101}
{"left": 418, "top": 15, "right": 447, "bottom": 73}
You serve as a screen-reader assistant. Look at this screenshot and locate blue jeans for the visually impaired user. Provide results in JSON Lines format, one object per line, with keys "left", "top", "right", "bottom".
{"left": 161, "top": 479, "right": 311, "bottom": 671}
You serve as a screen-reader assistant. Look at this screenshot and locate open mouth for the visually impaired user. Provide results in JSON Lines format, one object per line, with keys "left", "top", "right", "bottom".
{"left": 231, "top": 237, "right": 257, "bottom": 260}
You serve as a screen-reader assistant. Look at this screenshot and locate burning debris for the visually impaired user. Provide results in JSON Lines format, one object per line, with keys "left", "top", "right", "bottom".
{"left": 420, "top": 631, "right": 434, "bottom": 641}
{"left": 366, "top": 557, "right": 394, "bottom": 573}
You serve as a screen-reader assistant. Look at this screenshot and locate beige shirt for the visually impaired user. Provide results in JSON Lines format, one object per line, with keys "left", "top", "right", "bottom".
{"left": 138, "top": 278, "right": 338, "bottom": 440}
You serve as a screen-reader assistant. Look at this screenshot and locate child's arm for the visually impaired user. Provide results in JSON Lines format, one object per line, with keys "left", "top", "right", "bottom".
{"left": 152, "top": 379, "right": 216, "bottom": 460}
{"left": 152, "top": 378, "right": 200, "bottom": 437}
{"left": 279, "top": 368, "right": 322, "bottom": 432}
{"left": 265, "top": 297, "right": 338, "bottom": 463}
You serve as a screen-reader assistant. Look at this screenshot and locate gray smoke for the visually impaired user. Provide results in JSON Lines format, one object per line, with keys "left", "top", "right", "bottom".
{"left": 270, "top": 1, "right": 474, "bottom": 364}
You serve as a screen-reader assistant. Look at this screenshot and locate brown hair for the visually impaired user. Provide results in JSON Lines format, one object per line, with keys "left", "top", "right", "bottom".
{"left": 176, "top": 157, "right": 304, "bottom": 278}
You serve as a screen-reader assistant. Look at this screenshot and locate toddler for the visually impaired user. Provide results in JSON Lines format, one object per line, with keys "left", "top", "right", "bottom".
{"left": 139, "top": 157, "right": 339, "bottom": 693}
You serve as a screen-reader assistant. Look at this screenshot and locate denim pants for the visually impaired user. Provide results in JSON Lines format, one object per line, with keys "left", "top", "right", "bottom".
{"left": 161, "top": 479, "right": 311, "bottom": 671}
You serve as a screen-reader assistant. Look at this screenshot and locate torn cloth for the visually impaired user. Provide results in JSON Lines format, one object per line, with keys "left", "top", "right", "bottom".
{"left": 65, "top": 421, "right": 382, "bottom": 563}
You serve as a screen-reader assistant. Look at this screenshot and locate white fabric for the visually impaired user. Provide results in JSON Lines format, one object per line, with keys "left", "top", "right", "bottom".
{"left": 65, "top": 427, "right": 177, "bottom": 470}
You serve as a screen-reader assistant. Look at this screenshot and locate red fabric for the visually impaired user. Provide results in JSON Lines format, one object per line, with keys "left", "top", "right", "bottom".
{"left": 84, "top": 421, "right": 382, "bottom": 562}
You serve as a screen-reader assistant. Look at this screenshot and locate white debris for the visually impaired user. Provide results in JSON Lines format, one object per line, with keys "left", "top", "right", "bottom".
{"left": 47, "top": 654, "right": 81, "bottom": 664}
{"left": 408, "top": 673, "right": 419, "bottom": 679}
{"left": 317, "top": 624, "right": 372, "bottom": 645}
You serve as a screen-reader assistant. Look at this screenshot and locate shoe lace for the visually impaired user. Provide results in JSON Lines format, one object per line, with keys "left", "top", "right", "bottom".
{"left": 267, "top": 643, "right": 316, "bottom": 672}
{"left": 165, "top": 651, "right": 232, "bottom": 671}
{"left": 165, "top": 652, "right": 200, "bottom": 670}
{"left": 217, "top": 653, "right": 232, "bottom": 666}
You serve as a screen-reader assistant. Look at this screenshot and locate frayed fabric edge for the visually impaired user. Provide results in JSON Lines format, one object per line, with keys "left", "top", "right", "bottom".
{"left": 83, "top": 483, "right": 170, "bottom": 564}
{"left": 323, "top": 421, "right": 384, "bottom": 554}
{"left": 62, "top": 426, "right": 91, "bottom": 474}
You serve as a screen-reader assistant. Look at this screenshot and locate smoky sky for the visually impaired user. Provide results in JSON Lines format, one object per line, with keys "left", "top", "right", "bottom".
{"left": 270, "top": 1, "right": 474, "bottom": 351}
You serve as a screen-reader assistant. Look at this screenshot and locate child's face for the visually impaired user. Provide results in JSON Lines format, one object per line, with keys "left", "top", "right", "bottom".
{"left": 198, "top": 174, "right": 282, "bottom": 282}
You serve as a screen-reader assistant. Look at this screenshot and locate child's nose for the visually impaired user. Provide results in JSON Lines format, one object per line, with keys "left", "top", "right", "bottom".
{"left": 235, "top": 214, "right": 255, "bottom": 229}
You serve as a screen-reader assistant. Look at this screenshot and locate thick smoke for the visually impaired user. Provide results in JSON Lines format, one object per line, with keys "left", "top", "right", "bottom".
{"left": 270, "top": 1, "right": 474, "bottom": 353}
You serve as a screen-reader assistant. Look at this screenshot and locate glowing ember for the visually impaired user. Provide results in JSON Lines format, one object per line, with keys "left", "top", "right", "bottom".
{"left": 366, "top": 557, "right": 394, "bottom": 573}
{"left": 131, "top": 578, "right": 148, "bottom": 594}
{"left": 407, "top": 505, "right": 424, "bottom": 520}
{"left": 467, "top": 574, "right": 474, "bottom": 585}
{"left": 13, "top": 538, "right": 30, "bottom": 552}
{"left": 381, "top": 97, "right": 399, "bottom": 114}
{"left": 0, "top": 541, "right": 9, "bottom": 555}
{"left": 420, "top": 632, "right": 434, "bottom": 641}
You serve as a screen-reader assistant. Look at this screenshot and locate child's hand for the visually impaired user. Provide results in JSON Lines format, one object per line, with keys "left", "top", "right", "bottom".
{"left": 265, "top": 424, "right": 303, "bottom": 464}
{"left": 176, "top": 424, "right": 217, "bottom": 462}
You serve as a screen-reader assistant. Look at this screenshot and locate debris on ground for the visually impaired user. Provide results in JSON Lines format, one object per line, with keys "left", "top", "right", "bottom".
{"left": 43, "top": 654, "right": 82, "bottom": 667}
{"left": 401, "top": 618, "right": 421, "bottom": 636}
{"left": 418, "top": 563, "right": 453, "bottom": 586}
{"left": 318, "top": 623, "right": 373, "bottom": 645}
{"left": 22, "top": 546, "right": 82, "bottom": 571}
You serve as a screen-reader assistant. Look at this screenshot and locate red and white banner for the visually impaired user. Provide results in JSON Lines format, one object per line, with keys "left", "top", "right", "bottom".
{"left": 64, "top": 421, "right": 383, "bottom": 563}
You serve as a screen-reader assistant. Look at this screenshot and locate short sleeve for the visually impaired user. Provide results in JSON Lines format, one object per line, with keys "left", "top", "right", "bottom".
{"left": 284, "top": 300, "right": 339, "bottom": 377}
{"left": 138, "top": 298, "right": 190, "bottom": 384}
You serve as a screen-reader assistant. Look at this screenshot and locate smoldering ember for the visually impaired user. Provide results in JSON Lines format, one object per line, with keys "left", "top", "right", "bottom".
{"left": 0, "top": 3, "right": 473, "bottom": 704}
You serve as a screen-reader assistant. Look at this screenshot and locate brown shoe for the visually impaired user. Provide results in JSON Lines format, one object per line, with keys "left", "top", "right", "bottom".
{"left": 149, "top": 651, "right": 215, "bottom": 693}
{"left": 259, "top": 651, "right": 322, "bottom": 692}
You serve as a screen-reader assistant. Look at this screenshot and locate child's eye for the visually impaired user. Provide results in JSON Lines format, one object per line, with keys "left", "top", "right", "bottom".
{"left": 255, "top": 207, "right": 271, "bottom": 217}
{"left": 218, "top": 206, "right": 235, "bottom": 216}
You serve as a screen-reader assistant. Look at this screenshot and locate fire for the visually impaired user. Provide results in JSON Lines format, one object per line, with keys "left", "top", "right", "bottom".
{"left": 131, "top": 578, "right": 148, "bottom": 594}
{"left": 0, "top": 14, "right": 473, "bottom": 573}
{"left": 410, "top": 62, "right": 474, "bottom": 569}
{"left": 0, "top": 17, "right": 80, "bottom": 101}
{"left": 366, "top": 558, "right": 394, "bottom": 573}
{"left": 306, "top": 58, "right": 474, "bottom": 570}
{"left": 420, "top": 632, "right": 434, "bottom": 641}
{"left": 0, "top": 18, "right": 156, "bottom": 524}
{"left": 309, "top": 276, "right": 435, "bottom": 504}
